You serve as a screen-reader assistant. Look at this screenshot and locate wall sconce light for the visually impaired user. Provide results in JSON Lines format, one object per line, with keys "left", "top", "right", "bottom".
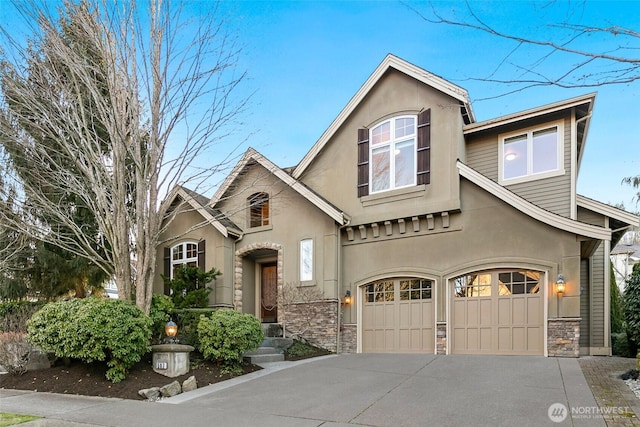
{"left": 555, "top": 274, "right": 566, "bottom": 294}
{"left": 165, "top": 318, "right": 178, "bottom": 343}
{"left": 343, "top": 290, "right": 352, "bottom": 305}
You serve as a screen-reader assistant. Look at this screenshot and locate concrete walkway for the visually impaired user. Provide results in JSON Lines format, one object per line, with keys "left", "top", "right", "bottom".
{"left": 0, "top": 354, "right": 612, "bottom": 426}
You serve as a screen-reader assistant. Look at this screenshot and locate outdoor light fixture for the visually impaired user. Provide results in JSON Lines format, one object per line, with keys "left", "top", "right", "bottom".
{"left": 343, "top": 290, "right": 352, "bottom": 305}
{"left": 165, "top": 319, "right": 178, "bottom": 343}
{"left": 555, "top": 274, "right": 566, "bottom": 294}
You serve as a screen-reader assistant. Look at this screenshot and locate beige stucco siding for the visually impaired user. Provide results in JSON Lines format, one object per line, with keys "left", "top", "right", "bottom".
{"left": 155, "top": 206, "right": 233, "bottom": 306}
{"left": 299, "top": 69, "right": 464, "bottom": 225}
{"left": 341, "top": 178, "right": 582, "bottom": 324}
{"left": 465, "top": 115, "right": 572, "bottom": 218}
{"left": 580, "top": 258, "right": 590, "bottom": 350}
{"left": 215, "top": 163, "right": 340, "bottom": 299}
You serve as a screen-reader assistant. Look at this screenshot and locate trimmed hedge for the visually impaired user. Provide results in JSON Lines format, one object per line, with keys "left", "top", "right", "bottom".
{"left": 197, "top": 309, "right": 263, "bottom": 374}
{"left": 27, "top": 298, "right": 152, "bottom": 382}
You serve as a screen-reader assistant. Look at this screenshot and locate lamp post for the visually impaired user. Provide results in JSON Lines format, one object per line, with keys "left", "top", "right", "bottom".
{"left": 165, "top": 319, "right": 178, "bottom": 344}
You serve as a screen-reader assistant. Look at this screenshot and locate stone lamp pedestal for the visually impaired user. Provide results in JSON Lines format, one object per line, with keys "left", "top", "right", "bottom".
{"left": 151, "top": 344, "right": 195, "bottom": 378}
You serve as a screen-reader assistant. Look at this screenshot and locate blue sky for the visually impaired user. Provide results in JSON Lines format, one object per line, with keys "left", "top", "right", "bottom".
{"left": 1, "top": 1, "right": 638, "bottom": 211}
{"left": 219, "top": 0, "right": 639, "bottom": 211}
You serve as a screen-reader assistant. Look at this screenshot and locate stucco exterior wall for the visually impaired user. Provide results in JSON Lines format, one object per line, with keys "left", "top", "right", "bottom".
{"left": 155, "top": 204, "right": 233, "bottom": 307}
{"left": 340, "top": 178, "right": 583, "bottom": 324}
{"left": 299, "top": 69, "right": 464, "bottom": 225}
{"left": 215, "top": 163, "right": 340, "bottom": 300}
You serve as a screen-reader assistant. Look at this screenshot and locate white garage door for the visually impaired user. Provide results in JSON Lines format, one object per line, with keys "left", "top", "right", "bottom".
{"left": 362, "top": 278, "right": 434, "bottom": 353}
{"left": 452, "top": 270, "right": 543, "bottom": 355}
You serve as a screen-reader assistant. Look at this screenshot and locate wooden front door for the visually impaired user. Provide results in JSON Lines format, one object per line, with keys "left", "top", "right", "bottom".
{"left": 261, "top": 262, "right": 278, "bottom": 322}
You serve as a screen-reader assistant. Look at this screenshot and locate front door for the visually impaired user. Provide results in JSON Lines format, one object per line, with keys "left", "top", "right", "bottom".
{"left": 261, "top": 262, "right": 278, "bottom": 322}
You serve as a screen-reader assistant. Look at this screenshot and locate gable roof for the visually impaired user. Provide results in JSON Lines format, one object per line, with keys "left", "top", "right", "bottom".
{"left": 292, "top": 54, "right": 474, "bottom": 180}
{"left": 576, "top": 195, "right": 640, "bottom": 227}
{"left": 165, "top": 186, "right": 241, "bottom": 238}
{"left": 211, "top": 148, "right": 347, "bottom": 225}
{"left": 457, "top": 161, "right": 611, "bottom": 241}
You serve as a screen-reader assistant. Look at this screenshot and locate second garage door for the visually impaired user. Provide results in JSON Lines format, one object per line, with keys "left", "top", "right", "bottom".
{"left": 451, "top": 270, "right": 544, "bottom": 355}
{"left": 362, "top": 278, "right": 435, "bottom": 353}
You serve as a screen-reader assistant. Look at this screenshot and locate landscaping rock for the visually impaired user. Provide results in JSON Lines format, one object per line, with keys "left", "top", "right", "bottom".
{"left": 160, "top": 380, "right": 182, "bottom": 397}
{"left": 138, "top": 387, "right": 161, "bottom": 400}
{"left": 182, "top": 375, "right": 197, "bottom": 393}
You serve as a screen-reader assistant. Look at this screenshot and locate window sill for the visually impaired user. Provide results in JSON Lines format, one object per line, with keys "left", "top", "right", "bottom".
{"left": 498, "top": 169, "right": 565, "bottom": 186}
{"left": 245, "top": 224, "right": 273, "bottom": 233}
{"left": 361, "top": 185, "right": 426, "bottom": 207}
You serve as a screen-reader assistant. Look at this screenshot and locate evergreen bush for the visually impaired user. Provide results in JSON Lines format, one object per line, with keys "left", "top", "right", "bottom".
{"left": 27, "top": 298, "right": 152, "bottom": 382}
{"left": 197, "top": 309, "right": 263, "bottom": 374}
{"left": 162, "top": 265, "right": 220, "bottom": 308}
{"left": 623, "top": 264, "right": 640, "bottom": 347}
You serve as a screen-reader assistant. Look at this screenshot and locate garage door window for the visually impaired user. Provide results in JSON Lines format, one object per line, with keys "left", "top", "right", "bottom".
{"left": 498, "top": 271, "right": 540, "bottom": 295}
{"left": 400, "top": 279, "right": 432, "bottom": 300}
{"left": 454, "top": 273, "right": 492, "bottom": 297}
{"left": 365, "top": 281, "right": 394, "bottom": 302}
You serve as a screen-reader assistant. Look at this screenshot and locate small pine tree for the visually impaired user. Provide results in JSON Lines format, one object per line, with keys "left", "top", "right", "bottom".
{"left": 162, "top": 265, "right": 221, "bottom": 308}
{"left": 623, "top": 264, "right": 640, "bottom": 346}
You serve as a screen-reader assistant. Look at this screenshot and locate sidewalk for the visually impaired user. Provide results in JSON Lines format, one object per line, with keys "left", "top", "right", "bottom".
{"left": 579, "top": 356, "right": 640, "bottom": 427}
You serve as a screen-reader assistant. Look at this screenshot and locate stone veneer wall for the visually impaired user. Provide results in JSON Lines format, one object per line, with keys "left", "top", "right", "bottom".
{"left": 548, "top": 318, "right": 580, "bottom": 357}
{"left": 340, "top": 324, "right": 357, "bottom": 353}
{"left": 284, "top": 300, "right": 339, "bottom": 353}
{"left": 436, "top": 322, "right": 447, "bottom": 355}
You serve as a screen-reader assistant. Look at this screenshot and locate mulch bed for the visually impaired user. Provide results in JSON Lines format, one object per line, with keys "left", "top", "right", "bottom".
{"left": 0, "top": 354, "right": 261, "bottom": 400}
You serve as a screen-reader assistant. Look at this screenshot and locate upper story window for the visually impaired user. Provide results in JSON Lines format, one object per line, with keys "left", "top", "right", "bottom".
{"left": 358, "top": 110, "right": 430, "bottom": 198}
{"left": 499, "top": 120, "right": 564, "bottom": 184}
{"left": 248, "top": 192, "right": 270, "bottom": 228}
{"left": 370, "top": 116, "right": 417, "bottom": 193}
{"left": 171, "top": 242, "right": 198, "bottom": 279}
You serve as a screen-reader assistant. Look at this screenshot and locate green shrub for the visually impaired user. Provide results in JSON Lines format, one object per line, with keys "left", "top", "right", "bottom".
{"left": 612, "top": 331, "right": 637, "bottom": 357}
{"left": 173, "top": 308, "right": 217, "bottom": 346}
{"left": 149, "top": 294, "right": 174, "bottom": 344}
{"left": 27, "top": 298, "right": 152, "bottom": 382}
{"left": 611, "top": 261, "right": 624, "bottom": 334}
{"left": 0, "top": 301, "right": 45, "bottom": 333}
{"left": 623, "top": 264, "right": 640, "bottom": 346}
{"left": 197, "top": 309, "right": 263, "bottom": 374}
{"left": 162, "top": 265, "right": 221, "bottom": 308}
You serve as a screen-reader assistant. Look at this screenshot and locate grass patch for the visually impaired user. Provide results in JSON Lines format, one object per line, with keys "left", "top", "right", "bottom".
{"left": 0, "top": 412, "right": 41, "bottom": 426}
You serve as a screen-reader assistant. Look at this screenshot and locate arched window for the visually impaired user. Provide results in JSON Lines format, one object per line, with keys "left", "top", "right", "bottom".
{"left": 171, "top": 242, "right": 198, "bottom": 279}
{"left": 248, "top": 192, "right": 270, "bottom": 228}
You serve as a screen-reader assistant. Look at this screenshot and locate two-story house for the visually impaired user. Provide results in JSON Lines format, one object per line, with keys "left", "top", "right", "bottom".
{"left": 155, "top": 55, "right": 639, "bottom": 357}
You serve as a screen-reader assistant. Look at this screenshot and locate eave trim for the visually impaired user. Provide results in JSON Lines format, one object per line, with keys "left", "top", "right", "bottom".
{"left": 457, "top": 162, "right": 611, "bottom": 240}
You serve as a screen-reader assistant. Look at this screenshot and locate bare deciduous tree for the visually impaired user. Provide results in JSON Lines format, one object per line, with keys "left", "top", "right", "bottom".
{"left": 0, "top": 0, "right": 248, "bottom": 313}
{"left": 409, "top": 1, "right": 639, "bottom": 203}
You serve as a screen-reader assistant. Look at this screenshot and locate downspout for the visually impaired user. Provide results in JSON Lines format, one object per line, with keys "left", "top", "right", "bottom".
{"left": 336, "top": 214, "right": 351, "bottom": 353}
{"left": 604, "top": 217, "right": 611, "bottom": 354}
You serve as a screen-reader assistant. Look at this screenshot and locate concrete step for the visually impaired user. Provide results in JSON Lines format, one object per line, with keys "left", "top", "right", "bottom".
{"left": 244, "top": 353, "right": 285, "bottom": 364}
{"left": 245, "top": 346, "right": 281, "bottom": 356}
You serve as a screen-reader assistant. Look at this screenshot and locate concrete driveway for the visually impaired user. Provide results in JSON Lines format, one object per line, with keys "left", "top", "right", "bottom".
{"left": 1, "top": 354, "right": 604, "bottom": 426}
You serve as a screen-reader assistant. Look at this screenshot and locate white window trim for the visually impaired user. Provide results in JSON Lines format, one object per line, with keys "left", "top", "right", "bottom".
{"left": 299, "top": 238, "right": 313, "bottom": 282}
{"left": 369, "top": 115, "right": 417, "bottom": 194}
{"left": 170, "top": 241, "right": 198, "bottom": 279}
{"left": 498, "top": 119, "right": 565, "bottom": 185}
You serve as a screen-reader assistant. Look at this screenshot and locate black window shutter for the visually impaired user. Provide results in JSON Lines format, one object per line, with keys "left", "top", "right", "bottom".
{"left": 197, "top": 240, "right": 206, "bottom": 271}
{"left": 417, "top": 109, "right": 431, "bottom": 185}
{"left": 357, "top": 128, "right": 370, "bottom": 197}
{"left": 163, "top": 247, "right": 171, "bottom": 295}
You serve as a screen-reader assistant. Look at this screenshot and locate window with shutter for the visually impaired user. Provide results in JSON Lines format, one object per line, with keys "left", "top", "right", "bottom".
{"left": 357, "top": 129, "right": 370, "bottom": 197}
{"left": 417, "top": 109, "right": 431, "bottom": 185}
{"left": 169, "top": 242, "right": 199, "bottom": 279}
